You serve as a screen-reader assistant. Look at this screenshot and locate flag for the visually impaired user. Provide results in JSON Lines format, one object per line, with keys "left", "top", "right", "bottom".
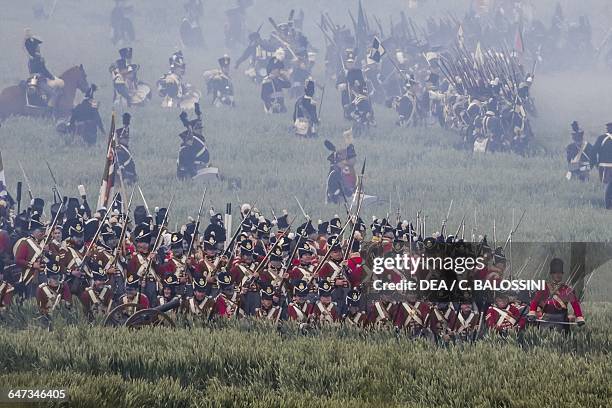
{"left": 367, "top": 37, "right": 386, "bottom": 64}
{"left": 474, "top": 42, "right": 485, "bottom": 66}
{"left": 457, "top": 24, "right": 464, "bottom": 47}
{"left": 0, "top": 151, "right": 14, "bottom": 207}
{"left": 97, "top": 112, "right": 116, "bottom": 210}
{"left": 514, "top": 27, "right": 524, "bottom": 54}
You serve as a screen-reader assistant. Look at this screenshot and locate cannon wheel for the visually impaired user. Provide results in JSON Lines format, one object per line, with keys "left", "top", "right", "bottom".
{"left": 103, "top": 303, "right": 144, "bottom": 327}
{"left": 124, "top": 308, "right": 176, "bottom": 329}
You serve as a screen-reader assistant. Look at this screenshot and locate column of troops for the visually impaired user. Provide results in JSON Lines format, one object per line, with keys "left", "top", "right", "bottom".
{"left": 0, "top": 196, "right": 584, "bottom": 340}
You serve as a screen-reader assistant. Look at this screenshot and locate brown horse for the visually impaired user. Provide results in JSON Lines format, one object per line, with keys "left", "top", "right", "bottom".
{"left": 0, "top": 64, "right": 89, "bottom": 121}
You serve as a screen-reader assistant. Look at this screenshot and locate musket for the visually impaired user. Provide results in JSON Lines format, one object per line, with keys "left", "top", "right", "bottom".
{"left": 502, "top": 209, "right": 526, "bottom": 252}
{"left": 184, "top": 188, "right": 208, "bottom": 279}
{"left": 310, "top": 218, "right": 353, "bottom": 284}
{"left": 318, "top": 85, "right": 326, "bottom": 118}
{"left": 294, "top": 196, "right": 310, "bottom": 220}
{"left": 17, "top": 161, "right": 34, "bottom": 201}
{"left": 18, "top": 199, "right": 65, "bottom": 286}
{"left": 111, "top": 185, "right": 136, "bottom": 274}
{"left": 76, "top": 193, "right": 120, "bottom": 278}
{"left": 252, "top": 216, "right": 297, "bottom": 276}
{"left": 137, "top": 185, "right": 151, "bottom": 216}
{"left": 224, "top": 203, "right": 232, "bottom": 250}
{"left": 45, "top": 161, "right": 64, "bottom": 199}
{"left": 453, "top": 213, "right": 466, "bottom": 240}
{"left": 343, "top": 157, "right": 366, "bottom": 261}
{"left": 142, "top": 194, "right": 175, "bottom": 285}
{"left": 16, "top": 182, "right": 22, "bottom": 216}
{"left": 440, "top": 199, "right": 453, "bottom": 237}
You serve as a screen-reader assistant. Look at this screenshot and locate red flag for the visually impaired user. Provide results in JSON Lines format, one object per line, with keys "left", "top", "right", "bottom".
{"left": 97, "top": 112, "right": 116, "bottom": 210}
{"left": 514, "top": 27, "right": 524, "bottom": 54}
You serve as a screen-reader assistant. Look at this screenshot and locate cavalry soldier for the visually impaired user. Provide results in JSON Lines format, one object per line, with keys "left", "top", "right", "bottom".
{"left": 110, "top": 0, "right": 135, "bottom": 45}
{"left": 565, "top": 121, "right": 593, "bottom": 182}
{"left": 177, "top": 106, "right": 211, "bottom": 180}
{"left": 203, "top": 55, "right": 235, "bottom": 107}
{"left": 310, "top": 279, "right": 340, "bottom": 324}
{"left": 120, "top": 274, "right": 150, "bottom": 313}
{"left": 393, "top": 285, "right": 430, "bottom": 338}
{"left": 24, "top": 29, "right": 64, "bottom": 109}
{"left": 36, "top": 257, "right": 72, "bottom": 316}
{"left": 486, "top": 292, "right": 522, "bottom": 334}
{"left": 79, "top": 258, "right": 114, "bottom": 321}
{"left": 110, "top": 47, "right": 134, "bottom": 105}
{"left": 286, "top": 280, "right": 312, "bottom": 322}
{"left": 63, "top": 84, "right": 105, "bottom": 146}
{"left": 254, "top": 283, "right": 282, "bottom": 322}
{"left": 185, "top": 274, "right": 214, "bottom": 319}
{"left": 14, "top": 216, "right": 46, "bottom": 296}
{"left": 212, "top": 271, "right": 244, "bottom": 319}
{"left": 115, "top": 112, "right": 137, "bottom": 184}
{"left": 342, "top": 289, "right": 367, "bottom": 327}
{"left": 292, "top": 79, "right": 318, "bottom": 137}
{"left": 527, "top": 258, "right": 585, "bottom": 332}
{"left": 58, "top": 218, "right": 88, "bottom": 298}
{"left": 261, "top": 56, "right": 291, "bottom": 113}
{"left": 451, "top": 299, "right": 481, "bottom": 342}
{"left": 593, "top": 122, "right": 612, "bottom": 209}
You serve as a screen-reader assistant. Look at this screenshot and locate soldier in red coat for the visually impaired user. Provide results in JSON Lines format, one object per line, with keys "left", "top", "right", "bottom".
{"left": 286, "top": 280, "right": 312, "bottom": 323}
{"left": 212, "top": 271, "right": 244, "bottom": 319}
{"left": 36, "top": 257, "right": 72, "bottom": 316}
{"left": 254, "top": 283, "right": 281, "bottom": 322}
{"left": 342, "top": 289, "right": 367, "bottom": 327}
{"left": 0, "top": 265, "right": 14, "bottom": 312}
{"left": 451, "top": 299, "right": 481, "bottom": 342}
{"left": 14, "top": 217, "right": 46, "bottom": 294}
{"left": 393, "top": 285, "right": 430, "bottom": 338}
{"left": 119, "top": 274, "right": 150, "bottom": 312}
{"left": 527, "top": 258, "right": 585, "bottom": 332}
{"left": 309, "top": 279, "right": 339, "bottom": 325}
{"left": 184, "top": 274, "right": 214, "bottom": 319}
{"left": 486, "top": 292, "right": 522, "bottom": 334}
{"left": 288, "top": 241, "right": 316, "bottom": 285}
{"left": 79, "top": 259, "right": 114, "bottom": 321}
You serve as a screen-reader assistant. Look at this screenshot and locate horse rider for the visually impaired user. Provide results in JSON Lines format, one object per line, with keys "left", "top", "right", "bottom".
{"left": 24, "top": 29, "right": 64, "bottom": 108}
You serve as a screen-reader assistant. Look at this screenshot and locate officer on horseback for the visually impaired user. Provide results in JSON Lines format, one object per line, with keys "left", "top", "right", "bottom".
{"left": 24, "top": 29, "right": 64, "bottom": 109}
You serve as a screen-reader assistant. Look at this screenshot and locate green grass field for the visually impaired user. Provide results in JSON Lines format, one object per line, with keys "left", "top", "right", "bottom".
{"left": 0, "top": 1, "right": 611, "bottom": 406}
{"left": 0, "top": 302, "right": 610, "bottom": 407}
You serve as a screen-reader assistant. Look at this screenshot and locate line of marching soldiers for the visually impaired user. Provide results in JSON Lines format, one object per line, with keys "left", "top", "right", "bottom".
{"left": 0, "top": 197, "right": 585, "bottom": 338}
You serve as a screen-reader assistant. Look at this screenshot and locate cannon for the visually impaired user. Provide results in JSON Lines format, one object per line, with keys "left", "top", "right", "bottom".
{"left": 103, "top": 302, "right": 145, "bottom": 327}
{"left": 123, "top": 297, "right": 182, "bottom": 329}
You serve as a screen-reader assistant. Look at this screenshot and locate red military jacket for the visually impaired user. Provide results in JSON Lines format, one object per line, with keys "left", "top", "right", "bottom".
{"left": 255, "top": 305, "right": 282, "bottom": 322}
{"left": 0, "top": 280, "right": 15, "bottom": 310}
{"left": 310, "top": 301, "right": 340, "bottom": 324}
{"left": 120, "top": 292, "right": 150, "bottom": 310}
{"left": 36, "top": 282, "right": 72, "bottom": 315}
{"left": 451, "top": 310, "right": 480, "bottom": 337}
{"left": 14, "top": 236, "right": 44, "bottom": 284}
{"left": 486, "top": 304, "right": 521, "bottom": 332}
{"left": 427, "top": 304, "right": 457, "bottom": 335}
{"left": 229, "top": 260, "right": 256, "bottom": 287}
{"left": 286, "top": 301, "right": 313, "bottom": 322}
{"left": 343, "top": 310, "right": 368, "bottom": 327}
{"left": 367, "top": 300, "right": 397, "bottom": 327}
{"left": 393, "top": 301, "right": 430, "bottom": 329}
{"left": 212, "top": 292, "right": 243, "bottom": 319}
{"left": 528, "top": 282, "right": 584, "bottom": 322}
{"left": 79, "top": 285, "right": 113, "bottom": 312}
